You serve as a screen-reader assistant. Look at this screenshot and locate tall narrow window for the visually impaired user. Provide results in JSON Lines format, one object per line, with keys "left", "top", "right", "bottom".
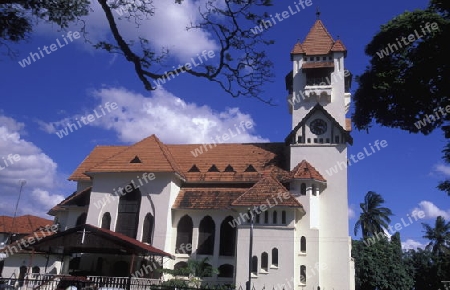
{"left": 255, "top": 212, "right": 260, "bottom": 224}
{"left": 273, "top": 211, "right": 278, "bottom": 224}
{"left": 101, "top": 212, "right": 111, "bottom": 230}
{"left": 281, "top": 211, "right": 286, "bottom": 224}
{"left": 175, "top": 215, "right": 193, "bottom": 254}
{"left": 219, "top": 216, "right": 236, "bottom": 256}
{"left": 198, "top": 216, "right": 215, "bottom": 255}
{"left": 300, "top": 265, "right": 306, "bottom": 284}
{"left": 143, "top": 213, "right": 154, "bottom": 244}
{"left": 116, "top": 186, "right": 141, "bottom": 238}
{"left": 301, "top": 236, "right": 306, "bottom": 253}
{"left": 312, "top": 184, "right": 317, "bottom": 196}
{"left": 264, "top": 211, "right": 269, "bottom": 224}
{"left": 261, "top": 252, "right": 268, "bottom": 271}
{"left": 272, "top": 248, "right": 278, "bottom": 267}
{"left": 251, "top": 256, "right": 258, "bottom": 274}
{"left": 301, "top": 183, "right": 306, "bottom": 195}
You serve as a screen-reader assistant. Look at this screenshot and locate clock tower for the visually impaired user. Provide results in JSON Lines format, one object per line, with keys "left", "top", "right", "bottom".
{"left": 285, "top": 18, "right": 355, "bottom": 290}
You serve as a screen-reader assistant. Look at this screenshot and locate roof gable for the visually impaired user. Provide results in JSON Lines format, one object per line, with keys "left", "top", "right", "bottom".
{"left": 86, "top": 135, "right": 184, "bottom": 177}
{"left": 285, "top": 103, "right": 353, "bottom": 145}
{"left": 291, "top": 20, "right": 347, "bottom": 56}
{"left": 231, "top": 175, "right": 302, "bottom": 208}
{"left": 291, "top": 160, "right": 326, "bottom": 182}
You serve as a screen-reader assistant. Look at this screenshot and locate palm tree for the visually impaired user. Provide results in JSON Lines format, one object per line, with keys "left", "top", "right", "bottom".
{"left": 354, "top": 191, "right": 393, "bottom": 238}
{"left": 422, "top": 216, "right": 450, "bottom": 256}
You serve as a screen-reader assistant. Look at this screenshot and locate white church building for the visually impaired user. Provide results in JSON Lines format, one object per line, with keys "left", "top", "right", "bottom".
{"left": 3, "top": 18, "right": 355, "bottom": 290}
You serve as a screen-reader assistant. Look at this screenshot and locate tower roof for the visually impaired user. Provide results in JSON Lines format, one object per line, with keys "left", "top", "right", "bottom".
{"left": 291, "top": 20, "right": 347, "bottom": 56}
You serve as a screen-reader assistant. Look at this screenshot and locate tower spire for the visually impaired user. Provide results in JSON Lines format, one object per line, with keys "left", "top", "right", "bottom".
{"left": 316, "top": 7, "right": 321, "bottom": 19}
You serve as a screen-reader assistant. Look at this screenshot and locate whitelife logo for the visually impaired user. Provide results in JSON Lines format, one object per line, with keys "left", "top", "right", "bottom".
{"left": 376, "top": 22, "right": 439, "bottom": 59}
{"left": 18, "top": 31, "right": 81, "bottom": 68}
{"left": 56, "top": 102, "right": 118, "bottom": 139}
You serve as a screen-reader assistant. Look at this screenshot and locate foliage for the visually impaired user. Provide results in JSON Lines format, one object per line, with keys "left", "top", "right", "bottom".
{"left": 352, "top": 0, "right": 450, "bottom": 195}
{"left": 0, "top": 0, "right": 276, "bottom": 101}
{"left": 354, "top": 191, "right": 393, "bottom": 238}
{"left": 422, "top": 215, "right": 450, "bottom": 256}
{"left": 159, "top": 257, "right": 219, "bottom": 288}
{"left": 352, "top": 233, "right": 414, "bottom": 290}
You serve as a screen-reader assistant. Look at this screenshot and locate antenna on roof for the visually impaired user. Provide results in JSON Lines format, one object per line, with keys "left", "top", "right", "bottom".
{"left": 316, "top": 7, "right": 321, "bottom": 19}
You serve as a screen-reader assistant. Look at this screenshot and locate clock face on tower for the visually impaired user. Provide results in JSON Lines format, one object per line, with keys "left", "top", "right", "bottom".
{"left": 310, "top": 118, "right": 327, "bottom": 135}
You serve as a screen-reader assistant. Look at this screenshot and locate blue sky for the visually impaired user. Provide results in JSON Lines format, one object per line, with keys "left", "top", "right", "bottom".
{"left": 1, "top": 0, "right": 448, "bottom": 250}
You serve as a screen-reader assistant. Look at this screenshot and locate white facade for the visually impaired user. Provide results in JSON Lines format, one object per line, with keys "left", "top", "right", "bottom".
{"left": 44, "top": 18, "right": 355, "bottom": 290}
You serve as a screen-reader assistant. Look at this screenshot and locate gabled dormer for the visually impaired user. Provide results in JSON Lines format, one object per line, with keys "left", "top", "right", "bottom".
{"left": 285, "top": 103, "right": 353, "bottom": 146}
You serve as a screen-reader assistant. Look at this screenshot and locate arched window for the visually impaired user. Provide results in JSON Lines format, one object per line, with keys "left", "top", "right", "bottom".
{"left": 175, "top": 215, "right": 193, "bottom": 254}
{"left": 218, "top": 264, "right": 234, "bottom": 278}
{"left": 198, "top": 216, "right": 215, "bottom": 255}
{"left": 301, "top": 236, "right": 306, "bottom": 253}
{"left": 219, "top": 216, "right": 236, "bottom": 256}
{"left": 116, "top": 186, "right": 141, "bottom": 238}
{"left": 264, "top": 211, "right": 269, "bottom": 224}
{"left": 101, "top": 212, "right": 111, "bottom": 230}
{"left": 261, "top": 252, "right": 268, "bottom": 271}
{"left": 300, "top": 183, "right": 306, "bottom": 195}
{"left": 312, "top": 183, "right": 317, "bottom": 196}
{"left": 281, "top": 211, "right": 286, "bottom": 224}
{"left": 273, "top": 211, "right": 278, "bottom": 224}
{"left": 300, "top": 265, "right": 306, "bottom": 284}
{"left": 142, "top": 213, "right": 154, "bottom": 244}
{"left": 251, "top": 256, "right": 258, "bottom": 274}
{"left": 272, "top": 248, "right": 278, "bottom": 267}
{"left": 76, "top": 212, "right": 87, "bottom": 226}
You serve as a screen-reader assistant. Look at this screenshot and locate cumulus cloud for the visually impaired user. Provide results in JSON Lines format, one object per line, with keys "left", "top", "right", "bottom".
{"left": 39, "top": 87, "right": 269, "bottom": 144}
{"left": 402, "top": 239, "right": 425, "bottom": 250}
{"left": 0, "top": 115, "right": 67, "bottom": 217}
{"left": 36, "top": 0, "right": 219, "bottom": 63}
{"left": 413, "top": 200, "right": 450, "bottom": 220}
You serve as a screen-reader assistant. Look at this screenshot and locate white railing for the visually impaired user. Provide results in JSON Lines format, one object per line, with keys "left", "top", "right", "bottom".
{"left": 87, "top": 276, "right": 161, "bottom": 290}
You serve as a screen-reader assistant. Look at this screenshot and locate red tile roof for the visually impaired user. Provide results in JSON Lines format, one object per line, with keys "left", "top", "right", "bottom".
{"left": 86, "top": 135, "right": 184, "bottom": 177}
{"left": 231, "top": 175, "right": 302, "bottom": 208}
{"left": 23, "top": 224, "right": 173, "bottom": 258}
{"left": 173, "top": 187, "right": 248, "bottom": 209}
{"left": 291, "top": 160, "right": 326, "bottom": 182}
{"left": 48, "top": 187, "right": 91, "bottom": 215}
{"left": 69, "top": 146, "right": 126, "bottom": 181}
{"left": 0, "top": 215, "right": 53, "bottom": 234}
{"left": 291, "top": 20, "right": 347, "bottom": 56}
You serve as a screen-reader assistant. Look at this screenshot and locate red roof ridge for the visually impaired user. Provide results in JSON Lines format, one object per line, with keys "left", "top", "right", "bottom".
{"left": 291, "top": 160, "right": 326, "bottom": 182}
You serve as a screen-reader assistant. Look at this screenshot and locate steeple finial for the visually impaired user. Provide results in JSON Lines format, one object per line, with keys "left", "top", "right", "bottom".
{"left": 316, "top": 7, "right": 321, "bottom": 19}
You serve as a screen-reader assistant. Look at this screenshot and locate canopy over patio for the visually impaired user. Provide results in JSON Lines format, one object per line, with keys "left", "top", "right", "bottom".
{"left": 25, "top": 223, "right": 173, "bottom": 258}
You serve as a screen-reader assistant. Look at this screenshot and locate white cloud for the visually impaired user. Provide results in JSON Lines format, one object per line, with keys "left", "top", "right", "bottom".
{"left": 433, "top": 164, "right": 450, "bottom": 177}
{"left": 348, "top": 205, "right": 355, "bottom": 219}
{"left": 0, "top": 115, "right": 69, "bottom": 218}
{"left": 36, "top": 0, "right": 219, "bottom": 63}
{"left": 40, "top": 87, "right": 269, "bottom": 144}
{"left": 413, "top": 200, "right": 450, "bottom": 220}
{"left": 402, "top": 239, "right": 425, "bottom": 250}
